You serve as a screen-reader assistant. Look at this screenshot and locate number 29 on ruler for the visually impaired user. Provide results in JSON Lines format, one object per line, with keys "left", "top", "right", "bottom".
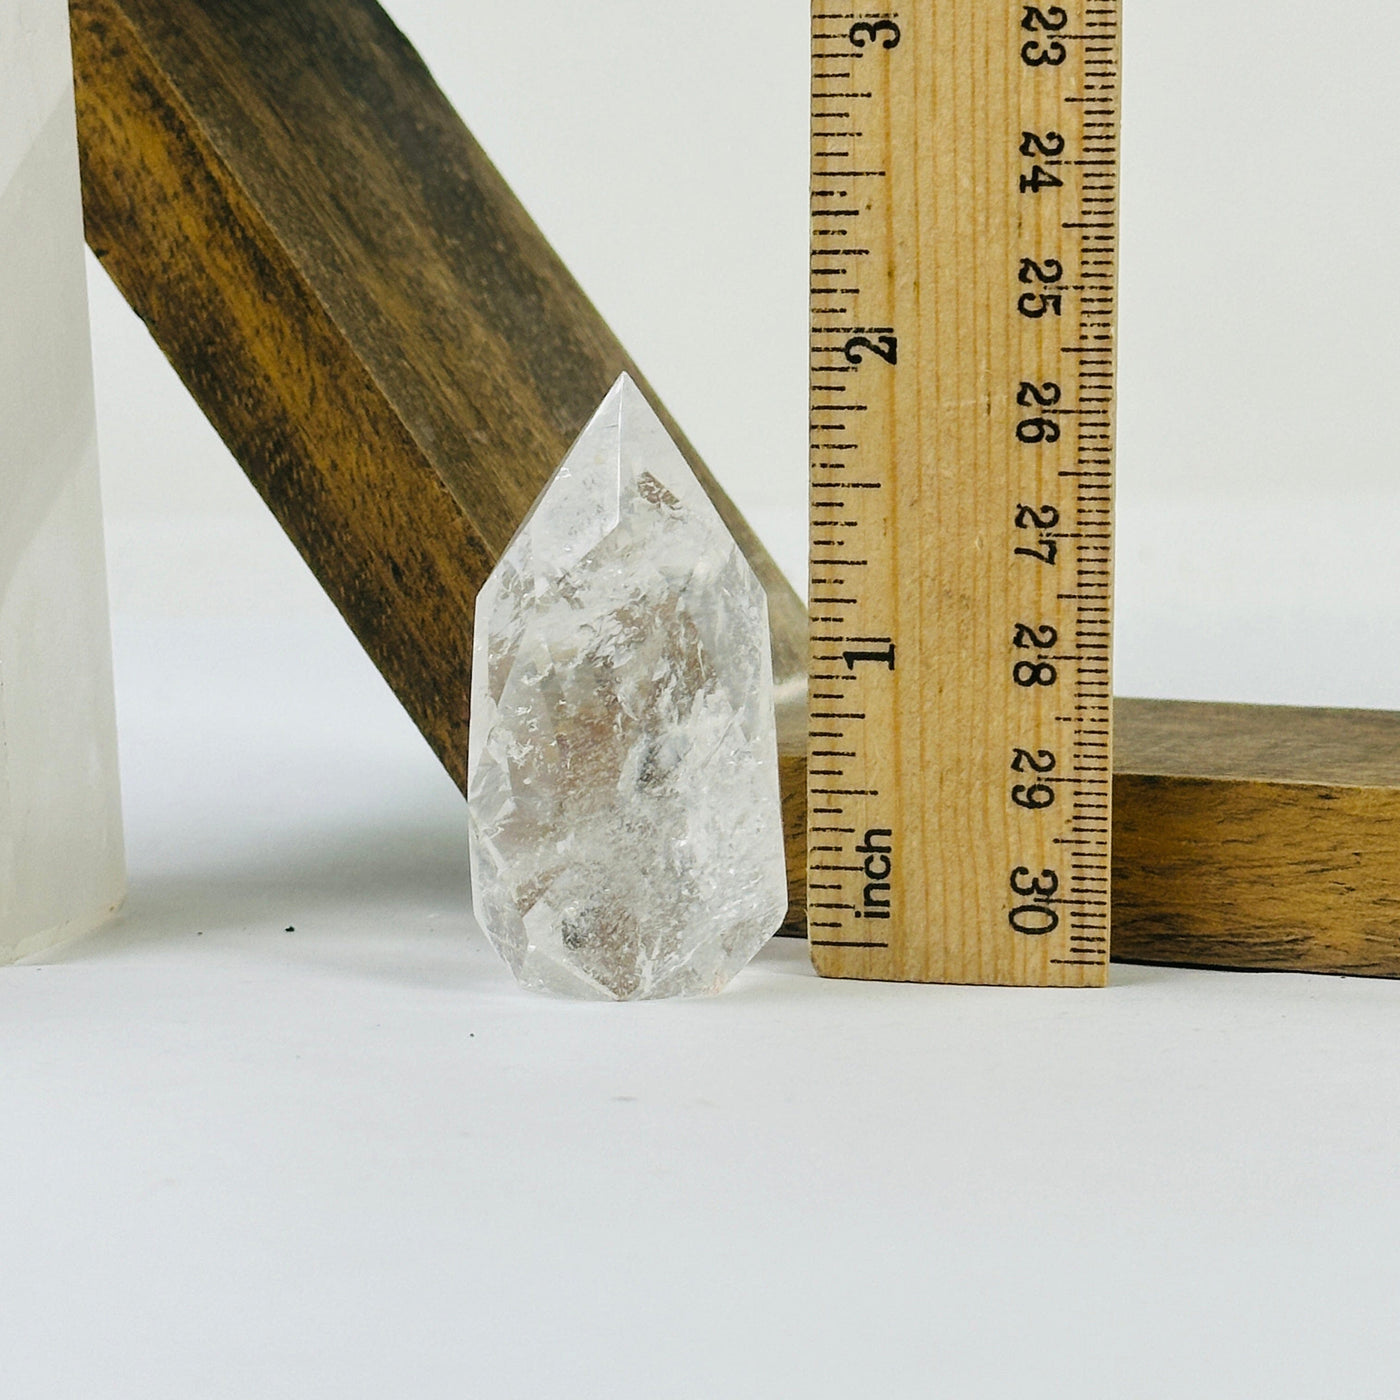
{"left": 808, "top": 3, "right": 1120, "bottom": 985}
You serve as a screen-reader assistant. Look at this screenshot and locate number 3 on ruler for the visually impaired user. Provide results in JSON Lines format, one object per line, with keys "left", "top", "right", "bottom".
{"left": 849, "top": 20, "right": 900, "bottom": 48}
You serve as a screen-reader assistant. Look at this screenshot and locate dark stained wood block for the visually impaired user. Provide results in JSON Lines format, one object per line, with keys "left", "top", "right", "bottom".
{"left": 1114, "top": 699, "right": 1400, "bottom": 977}
{"left": 71, "top": 0, "right": 1400, "bottom": 974}
{"left": 69, "top": 0, "right": 809, "bottom": 784}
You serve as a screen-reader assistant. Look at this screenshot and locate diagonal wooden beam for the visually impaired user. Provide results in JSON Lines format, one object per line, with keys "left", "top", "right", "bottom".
{"left": 71, "top": 0, "right": 1400, "bottom": 973}
{"left": 71, "top": 0, "right": 812, "bottom": 920}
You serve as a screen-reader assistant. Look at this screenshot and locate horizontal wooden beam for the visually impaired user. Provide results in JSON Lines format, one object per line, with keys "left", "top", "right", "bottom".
{"left": 778, "top": 699, "right": 1400, "bottom": 977}
{"left": 72, "top": 0, "right": 1400, "bottom": 977}
{"left": 1112, "top": 698, "right": 1400, "bottom": 977}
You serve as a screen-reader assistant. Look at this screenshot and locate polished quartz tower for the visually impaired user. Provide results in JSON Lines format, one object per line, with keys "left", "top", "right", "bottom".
{"left": 1, "top": 0, "right": 125, "bottom": 961}
{"left": 468, "top": 375, "right": 787, "bottom": 999}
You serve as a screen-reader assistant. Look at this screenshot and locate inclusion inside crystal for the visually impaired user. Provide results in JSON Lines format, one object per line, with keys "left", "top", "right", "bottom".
{"left": 467, "top": 374, "right": 787, "bottom": 1000}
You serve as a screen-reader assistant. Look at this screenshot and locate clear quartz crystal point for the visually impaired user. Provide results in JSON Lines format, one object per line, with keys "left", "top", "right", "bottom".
{"left": 467, "top": 374, "right": 788, "bottom": 1000}
{"left": 0, "top": 0, "right": 125, "bottom": 963}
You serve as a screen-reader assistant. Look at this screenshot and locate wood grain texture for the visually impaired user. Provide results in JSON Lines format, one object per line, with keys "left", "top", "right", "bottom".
{"left": 69, "top": 0, "right": 810, "bottom": 926}
{"left": 70, "top": 0, "right": 1400, "bottom": 975}
{"left": 1113, "top": 698, "right": 1400, "bottom": 977}
{"left": 807, "top": 0, "right": 1119, "bottom": 985}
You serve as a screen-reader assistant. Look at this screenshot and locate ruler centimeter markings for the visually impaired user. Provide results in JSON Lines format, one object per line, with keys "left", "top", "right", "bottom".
{"left": 807, "top": 2, "right": 1119, "bottom": 986}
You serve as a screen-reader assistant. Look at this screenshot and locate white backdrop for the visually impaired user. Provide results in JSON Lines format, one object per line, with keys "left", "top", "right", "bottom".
{"left": 13, "top": 5, "right": 1398, "bottom": 1396}
{"left": 91, "top": 0, "right": 1400, "bottom": 710}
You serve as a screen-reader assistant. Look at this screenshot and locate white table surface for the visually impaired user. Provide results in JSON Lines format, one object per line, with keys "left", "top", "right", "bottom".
{"left": 8, "top": 1, "right": 1400, "bottom": 1378}
{"left": 4, "top": 610, "right": 1400, "bottom": 1399}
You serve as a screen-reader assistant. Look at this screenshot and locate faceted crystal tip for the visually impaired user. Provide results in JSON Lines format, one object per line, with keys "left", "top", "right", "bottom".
{"left": 467, "top": 374, "right": 788, "bottom": 1000}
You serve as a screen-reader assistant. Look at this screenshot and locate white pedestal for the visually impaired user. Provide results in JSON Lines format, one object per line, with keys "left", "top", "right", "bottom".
{"left": 0, "top": 0, "right": 124, "bottom": 961}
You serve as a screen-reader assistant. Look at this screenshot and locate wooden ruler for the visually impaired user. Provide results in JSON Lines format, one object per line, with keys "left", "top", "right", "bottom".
{"left": 807, "top": 2, "right": 1120, "bottom": 985}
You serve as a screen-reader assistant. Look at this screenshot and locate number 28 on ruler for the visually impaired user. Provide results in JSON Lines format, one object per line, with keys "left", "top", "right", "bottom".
{"left": 808, "top": 3, "right": 1119, "bottom": 985}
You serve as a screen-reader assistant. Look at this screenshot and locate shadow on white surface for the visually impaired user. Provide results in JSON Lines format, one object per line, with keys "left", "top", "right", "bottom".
{"left": 4, "top": 614, "right": 1400, "bottom": 1398}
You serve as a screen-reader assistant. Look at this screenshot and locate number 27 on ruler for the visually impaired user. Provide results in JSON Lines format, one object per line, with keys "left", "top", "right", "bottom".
{"left": 807, "top": 3, "right": 1120, "bottom": 986}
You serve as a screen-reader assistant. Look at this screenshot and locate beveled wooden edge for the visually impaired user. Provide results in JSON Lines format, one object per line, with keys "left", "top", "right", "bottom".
{"left": 1116, "top": 696, "right": 1400, "bottom": 789}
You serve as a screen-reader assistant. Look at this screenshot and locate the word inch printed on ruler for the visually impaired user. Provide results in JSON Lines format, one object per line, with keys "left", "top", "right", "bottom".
{"left": 807, "top": 2, "right": 1120, "bottom": 986}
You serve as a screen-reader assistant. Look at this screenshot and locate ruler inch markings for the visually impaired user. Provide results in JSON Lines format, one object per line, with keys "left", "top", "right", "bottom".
{"left": 807, "top": 1, "right": 1119, "bottom": 987}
